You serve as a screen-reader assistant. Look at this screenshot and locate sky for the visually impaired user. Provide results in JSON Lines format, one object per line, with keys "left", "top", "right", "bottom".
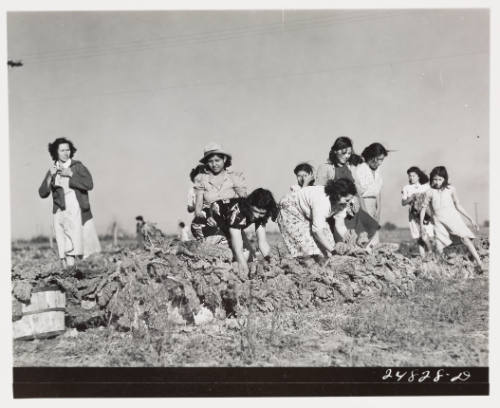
{"left": 7, "top": 8, "right": 489, "bottom": 238}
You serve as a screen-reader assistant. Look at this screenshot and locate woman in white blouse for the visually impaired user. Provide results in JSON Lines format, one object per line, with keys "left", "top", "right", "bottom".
{"left": 354, "top": 143, "right": 389, "bottom": 244}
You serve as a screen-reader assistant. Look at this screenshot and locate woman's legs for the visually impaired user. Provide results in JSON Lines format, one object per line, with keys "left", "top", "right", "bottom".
{"left": 462, "top": 237, "right": 483, "bottom": 268}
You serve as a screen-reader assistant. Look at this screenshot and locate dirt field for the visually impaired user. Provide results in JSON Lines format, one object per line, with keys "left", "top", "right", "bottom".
{"left": 12, "top": 229, "right": 488, "bottom": 367}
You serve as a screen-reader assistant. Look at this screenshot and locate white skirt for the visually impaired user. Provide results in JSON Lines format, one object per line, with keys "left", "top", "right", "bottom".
{"left": 53, "top": 192, "right": 83, "bottom": 259}
{"left": 53, "top": 191, "right": 101, "bottom": 259}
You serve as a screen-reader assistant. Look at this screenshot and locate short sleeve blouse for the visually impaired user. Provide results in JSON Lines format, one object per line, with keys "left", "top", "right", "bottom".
{"left": 193, "top": 170, "right": 247, "bottom": 205}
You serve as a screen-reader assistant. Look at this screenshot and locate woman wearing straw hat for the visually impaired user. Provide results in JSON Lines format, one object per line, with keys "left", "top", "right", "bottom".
{"left": 192, "top": 142, "right": 247, "bottom": 240}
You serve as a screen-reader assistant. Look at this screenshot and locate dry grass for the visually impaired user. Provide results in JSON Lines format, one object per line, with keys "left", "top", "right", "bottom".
{"left": 12, "top": 232, "right": 488, "bottom": 367}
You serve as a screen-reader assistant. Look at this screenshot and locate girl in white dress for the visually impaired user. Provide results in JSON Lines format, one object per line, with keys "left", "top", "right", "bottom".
{"left": 420, "top": 166, "right": 483, "bottom": 271}
{"left": 401, "top": 166, "right": 434, "bottom": 257}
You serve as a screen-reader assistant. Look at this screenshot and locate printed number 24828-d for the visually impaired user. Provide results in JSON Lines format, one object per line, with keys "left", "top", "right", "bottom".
{"left": 382, "top": 369, "right": 471, "bottom": 383}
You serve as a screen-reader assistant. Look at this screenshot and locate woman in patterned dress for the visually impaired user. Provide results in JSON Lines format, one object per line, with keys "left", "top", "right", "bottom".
{"left": 277, "top": 178, "right": 356, "bottom": 259}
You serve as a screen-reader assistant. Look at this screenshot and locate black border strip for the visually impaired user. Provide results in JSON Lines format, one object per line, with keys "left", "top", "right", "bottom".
{"left": 13, "top": 367, "right": 489, "bottom": 398}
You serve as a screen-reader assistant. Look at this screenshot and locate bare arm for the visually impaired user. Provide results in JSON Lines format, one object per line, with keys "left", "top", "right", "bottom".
{"left": 376, "top": 194, "right": 382, "bottom": 221}
{"left": 194, "top": 189, "right": 205, "bottom": 218}
{"left": 333, "top": 210, "right": 348, "bottom": 240}
{"left": 255, "top": 224, "right": 270, "bottom": 257}
{"left": 312, "top": 229, "right": 335, "bottom": 253}
{"left": 229, "top": 228, "right": 248, "bottom": 272}
{"left": 419, "top": 191, "right": 431, "bottom": 227}
{"left": 451, "top": 188, "right": 477, "bottom": 228}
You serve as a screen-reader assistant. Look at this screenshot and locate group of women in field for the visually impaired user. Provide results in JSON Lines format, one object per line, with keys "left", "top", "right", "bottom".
{"left": 39, "top": 136, "right": 485, "bottom": 272}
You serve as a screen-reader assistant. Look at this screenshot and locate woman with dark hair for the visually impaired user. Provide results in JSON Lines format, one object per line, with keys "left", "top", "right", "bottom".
{"left": 211, "top": 188, "right": 278, "bottom": 273}
{"left": 38, "top": 138, "right": 100, "bottom": 267}
{"left": 354, "top": 142, "right": 388, "bottom": 222}
{"left": 420, "top": 166, "right": 483, "bottom": 270}
{"left": 192, "top": 143, "right": 247, "bottom": 241}
{"left": 401, "top": 166, "right": 433, "bottom": 257}
{"left": 277, "top": 179, "right": 356, "bottom": 258}
{"left": 290, "top": 162, "right": 315, "bottom": 192}
{"left": 316, "top": 137, "right": 363, "bottom": 186}
{"left": 315, "top": 137, "right": 379, "bottom": 248}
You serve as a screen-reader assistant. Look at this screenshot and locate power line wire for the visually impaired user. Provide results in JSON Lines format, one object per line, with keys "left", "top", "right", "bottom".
{"left": 15, "top": 49, "right": 487, "bottom": 104}
{"left": 17, "top": 11, "right": 408, "bottom": 65}
{"left": 16, "top": 11, "right": 369, "bottom": 59}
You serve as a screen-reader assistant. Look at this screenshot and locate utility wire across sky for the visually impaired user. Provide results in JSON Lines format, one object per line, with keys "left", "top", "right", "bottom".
{"left": 11, "top": 11, "right": 412, "bottom": 65}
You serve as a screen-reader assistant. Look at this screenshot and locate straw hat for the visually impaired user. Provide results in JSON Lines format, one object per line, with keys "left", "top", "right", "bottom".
{"left": 199, "top": 142, "right": 232, "bottom": 163}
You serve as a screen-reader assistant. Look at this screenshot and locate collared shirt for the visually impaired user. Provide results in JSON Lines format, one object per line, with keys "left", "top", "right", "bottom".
{"left": 294, "top": 186, "right": 333, "bottom": 234}
{"left": 193, "top": 169, "right": 247, "bottom": 205}
{"left": 354, "top": 162, "right": 383, "bottom": 198}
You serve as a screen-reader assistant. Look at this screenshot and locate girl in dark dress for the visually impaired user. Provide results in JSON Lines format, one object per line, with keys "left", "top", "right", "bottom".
{"left": 211, "top": 188, "right": 278, "bottom": 274}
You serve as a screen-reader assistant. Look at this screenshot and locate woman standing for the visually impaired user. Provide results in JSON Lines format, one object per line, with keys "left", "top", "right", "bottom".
{"left": 315, "top": 137, "right": 379, "bottom": 247}
{"left": 193, "top": 143, "right": 247, "bottom": 239}
{"left": 354, "top": 143, "right": 388, "bottom": 244}
{"left": 277, "top": 179, "right": 356, "bottom": 259}
{"left": 39, "top": 138, "right": 101, "bottom": 267}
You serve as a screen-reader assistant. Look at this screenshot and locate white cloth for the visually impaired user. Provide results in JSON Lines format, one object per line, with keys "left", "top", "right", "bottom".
{"left": 354, "top": 162, "right": 383, "bottom": 198}
{"left": 402, "top": 183, "right": 432, "bottom": 239}
{"left": 53, "top": 159, "right": 101, "bottom": 259}
{"left": 83, "top": 218, "right": 101, "bottom": 258}
{"left": 53, "top": 189, "right": 83, "bottom": 259}
{"left": 293, "top": 186, "right": 332, "bottom": 234}
{"left": 401, "top": 183, "right": 430, "bottom": 201}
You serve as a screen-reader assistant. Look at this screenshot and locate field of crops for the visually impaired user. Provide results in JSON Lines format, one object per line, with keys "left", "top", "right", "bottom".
{"left": 12, "top": 227, "right": 488, "bottom": 367}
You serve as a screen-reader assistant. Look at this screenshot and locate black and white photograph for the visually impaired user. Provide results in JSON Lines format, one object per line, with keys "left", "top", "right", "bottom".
{"left": 4, "top": 0, "right": 497, "bottom": 399}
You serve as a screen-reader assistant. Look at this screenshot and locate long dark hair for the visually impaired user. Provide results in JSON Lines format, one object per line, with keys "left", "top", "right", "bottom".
{"left": 328, "top": 136, "right": 363, "bottom": 167}
{"left": 48, "top": 138, "right": 77, "bottom": 161}
{"left": 429, "top": 166, "right": 450, "bottom": 189}
{"left": 324, "top": 178, "right": 357, "bottom": 207}
{"left": 241, "top": 188, "right": 279, "bottom": 223}
{"left": 406, "top": 166, "right": 429, "bottom": 184}
{"left": 361, "top": 142, "right": 388, "bottom": 162}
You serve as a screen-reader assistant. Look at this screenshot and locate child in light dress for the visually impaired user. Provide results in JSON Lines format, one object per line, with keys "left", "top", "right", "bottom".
{"left": 401, "top": 166, "right": 434, "bottom": 257}
{"left": 420, "top": 166, "right": 483, "bottom": 271}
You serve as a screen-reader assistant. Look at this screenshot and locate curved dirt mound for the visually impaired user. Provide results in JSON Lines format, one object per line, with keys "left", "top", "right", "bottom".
{"left": 11, "top": 225, "right": 488, "bottom": 331}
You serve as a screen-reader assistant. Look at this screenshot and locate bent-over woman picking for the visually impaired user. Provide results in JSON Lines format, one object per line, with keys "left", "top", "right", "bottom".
{"left": 315, "top": 137, "right": 379, "bottom": 247}
{"left": 277, "top": 178, "right": 356, "bottom": 259}
{"left": 211, "top": 188, "right": 278, "bottom": 274}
